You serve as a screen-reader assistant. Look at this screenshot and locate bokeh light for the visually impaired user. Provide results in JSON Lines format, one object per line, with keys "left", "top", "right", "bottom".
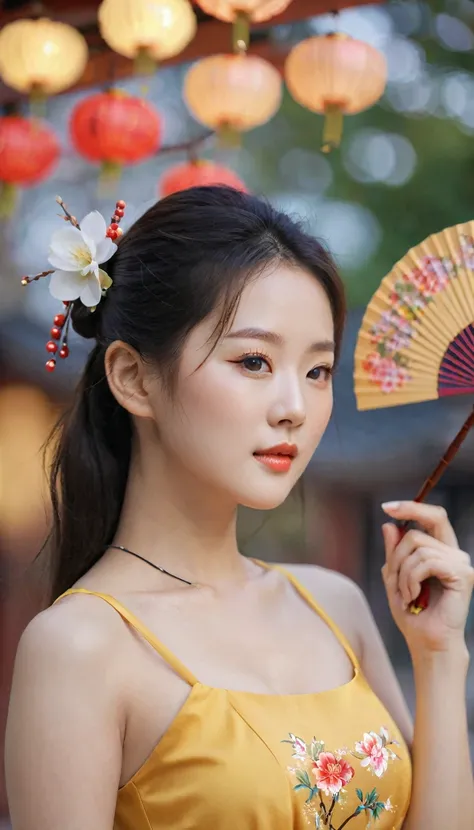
{"left": 271, "top": 193, "right": 381, "bottom": 271}
{"left": 278, "top": 148, "right": 333, "bottom": 195}
{"left": 384, "top": 36, "right": 425, "bottom": 85}
{"left": 309, "top": 5, "right": 393, "bottom": 50}
{"left": 435, "top": 13, "right": 474, "bottom": 52}
{"left": 344, "top": 129, "right": 417, "bottom": 187}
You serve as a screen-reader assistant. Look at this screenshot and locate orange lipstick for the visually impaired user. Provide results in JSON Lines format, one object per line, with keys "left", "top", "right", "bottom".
{"left": 253, "top": 442, "right": 298, "bottom": 473}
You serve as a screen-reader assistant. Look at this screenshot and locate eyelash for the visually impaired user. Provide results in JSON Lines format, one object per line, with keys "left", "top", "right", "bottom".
{"left": 234, "top": 351, "right": 334, "bottom": 382}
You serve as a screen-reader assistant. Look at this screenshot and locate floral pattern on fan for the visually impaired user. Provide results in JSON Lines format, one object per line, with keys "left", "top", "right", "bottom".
{"left": 362, "top": 235, "right": 474, "bottom": 393}
{"left": 283, "top": 726, "right": 400, "bottom": 829}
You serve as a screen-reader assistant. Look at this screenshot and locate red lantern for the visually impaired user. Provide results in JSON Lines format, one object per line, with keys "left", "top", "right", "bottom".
{"left": 159, "top": 160, "right": 247, "bottom": 197}
{"left": 70, "top": 89, "right": 161, "bottom": 177}
{"left": 0, "top": 115, "right": 60, "bottom": 215}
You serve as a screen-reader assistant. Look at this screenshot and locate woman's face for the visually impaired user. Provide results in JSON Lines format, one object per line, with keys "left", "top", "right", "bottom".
{"left": 145, "top": 263, "right": 336, "bottom": 510}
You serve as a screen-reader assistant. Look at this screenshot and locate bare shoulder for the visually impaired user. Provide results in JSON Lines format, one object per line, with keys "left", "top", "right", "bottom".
{"left": 6, "top": 596, "right": 126, "bottom": 830}
{"left": 13, "top": 592, "right": 130, "bottom": 703}
{"left": 279, "top": 562, "right": 367, "bottom": 660}
{"left": 281, "top": 562, "right": 363, "bottom": 599}
{"left": 18, "top": 591, "right": 126, "bottom": 664}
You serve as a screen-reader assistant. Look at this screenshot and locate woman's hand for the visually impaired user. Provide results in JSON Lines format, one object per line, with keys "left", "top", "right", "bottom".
{"left": 380, "top": 500, "right": 473, "bottom": 657}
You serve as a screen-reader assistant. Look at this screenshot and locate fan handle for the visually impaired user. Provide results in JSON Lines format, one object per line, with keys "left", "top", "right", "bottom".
{"left": 403, "top": 405, "right": 474, "bottom": 614}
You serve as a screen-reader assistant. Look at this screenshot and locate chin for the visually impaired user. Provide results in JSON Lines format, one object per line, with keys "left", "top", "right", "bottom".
{"left": 235, "top": 478, "right": 297, "bottom": 511}
{"left": 240, "top": 494, "right": 290, "bottom": 511}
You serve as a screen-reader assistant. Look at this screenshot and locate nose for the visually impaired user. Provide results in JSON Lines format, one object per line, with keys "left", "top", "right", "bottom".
{"left": 267, "top": 374, "right": 306, "bottom": 429}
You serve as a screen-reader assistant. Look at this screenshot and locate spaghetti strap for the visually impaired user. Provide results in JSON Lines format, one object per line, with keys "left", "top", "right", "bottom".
{"left": 254, "top": 560, "right": 360, "bottom": 673}
{"left": 54, "top": 588, "right": 199, "bottom": 687}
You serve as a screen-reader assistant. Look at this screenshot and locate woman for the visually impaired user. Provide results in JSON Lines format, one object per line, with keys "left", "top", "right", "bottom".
{"left": 5, "top": 187, "right": 473, "bottom": 830}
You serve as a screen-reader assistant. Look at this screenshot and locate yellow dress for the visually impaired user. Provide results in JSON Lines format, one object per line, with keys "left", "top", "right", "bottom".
{"left": 57, "top": 563, "right": 412, "bottom": 830}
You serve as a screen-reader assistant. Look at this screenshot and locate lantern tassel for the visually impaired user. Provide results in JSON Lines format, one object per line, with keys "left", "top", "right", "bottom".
{"left": 0, "top": 182, "right": 18, "bottom": 218}
{"left": 218, "top": 121, "right": 241, "bottom": 149}
{"left": 29, "top": 85, "right": 47, "bottom": 119}
{"left": 321, "top": 104, "right": 343, "bottom": 153}
{"left": 233, "top": 12, "right": 250, "bottom": 53}
{"left": 98, "top": 161, "right": 122, "bottom": 199}
{"left": 134, "top": 47, "right": 157, "bottom": 78}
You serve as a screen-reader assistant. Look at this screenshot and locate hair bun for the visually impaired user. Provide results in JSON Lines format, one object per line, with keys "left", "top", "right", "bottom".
{"left": 70, "top": 299, "right": 103, "bottom": 340}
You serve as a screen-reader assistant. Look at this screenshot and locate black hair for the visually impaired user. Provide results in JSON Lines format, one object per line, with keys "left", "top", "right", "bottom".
{"left": 47, "top": 186, "right": 346, "bottom": 600}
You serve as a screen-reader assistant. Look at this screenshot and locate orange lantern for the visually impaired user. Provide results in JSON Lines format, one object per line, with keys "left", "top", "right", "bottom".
{"left": 184, "top": 54, "right": 282, "bottom": 143}
{"left": 0, "top": 116, "right": 60, "bottom": 215}
{"left": 70, "top": 90, "right": 161, "bottom": 178}
{"left": 160, "top": 159, "right": 247, "bottom": 196}
{"left": 194, "top": 0, "right": 292, "bottom": 51}
{"left": 285, "top": 33, "right": 387, "bottom": 152}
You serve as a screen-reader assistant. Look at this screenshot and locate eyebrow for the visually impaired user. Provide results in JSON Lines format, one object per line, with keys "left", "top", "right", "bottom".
{"left": 225, "top": 327, "right": 335, "bottom": 354}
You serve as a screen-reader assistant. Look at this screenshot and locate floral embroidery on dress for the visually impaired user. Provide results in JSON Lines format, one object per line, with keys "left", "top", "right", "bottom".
{"left": 283, "top": 727, "right": 399, "bottom": 828}
{"left": 361, "top": 235, "right": 474, "bottom": 394}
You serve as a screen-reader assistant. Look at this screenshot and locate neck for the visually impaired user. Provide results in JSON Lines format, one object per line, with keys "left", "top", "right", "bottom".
{"left": 111, "top": 442, "right": 247, "bottom": 587}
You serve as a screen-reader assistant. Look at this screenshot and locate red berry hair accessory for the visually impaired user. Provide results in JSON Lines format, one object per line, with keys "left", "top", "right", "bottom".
{"left": 21, "top": 196, "right": 126, "bottom": 372}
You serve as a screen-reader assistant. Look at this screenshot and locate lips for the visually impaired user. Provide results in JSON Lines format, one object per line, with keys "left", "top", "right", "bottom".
{"left": 253, "top": 443, "right": 298, "bottom": 473}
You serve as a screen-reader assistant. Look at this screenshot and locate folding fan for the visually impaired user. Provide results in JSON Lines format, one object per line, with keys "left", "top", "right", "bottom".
{"left": 354, "top": 220, "right": 474, "bottom": 613}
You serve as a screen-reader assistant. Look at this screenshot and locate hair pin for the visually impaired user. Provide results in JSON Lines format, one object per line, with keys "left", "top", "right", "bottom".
{"left": 21, "top": 196, "right": 126, "bottom": 371}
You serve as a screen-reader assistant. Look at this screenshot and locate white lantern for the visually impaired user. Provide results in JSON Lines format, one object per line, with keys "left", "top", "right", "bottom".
{"left": 98, "top": 0, "right": 197, "bottom": 71}
{"left": 0, "top": 18, "right": 88, "bottom": 96}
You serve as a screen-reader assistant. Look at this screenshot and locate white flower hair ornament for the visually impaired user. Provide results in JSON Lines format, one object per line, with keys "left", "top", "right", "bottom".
{"left": 21, "top": 196, "right": 126, "bottom": 372}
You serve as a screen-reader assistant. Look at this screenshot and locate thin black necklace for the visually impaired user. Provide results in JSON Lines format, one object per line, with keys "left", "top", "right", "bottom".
{"left": 107, "top": 545, "right": 197, "bottom": 586}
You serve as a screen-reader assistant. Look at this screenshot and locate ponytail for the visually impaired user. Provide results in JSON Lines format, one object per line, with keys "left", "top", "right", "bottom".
{"left": 47, "top": 345, "right": 131, "bottom": 600}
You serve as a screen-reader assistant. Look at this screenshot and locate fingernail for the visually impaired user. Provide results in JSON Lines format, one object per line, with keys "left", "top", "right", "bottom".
{"left": 382, "top": 501, "right": 401, "bottom": 511}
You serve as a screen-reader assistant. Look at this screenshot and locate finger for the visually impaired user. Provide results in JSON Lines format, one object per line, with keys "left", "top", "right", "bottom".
{"left": 400, "top": 557, "right": 469, "bottom": 604}
{"left": 382, "top": 523, "right": 406, "bottom": 605}
{"left": 381, "top": 501, "right": 458, "bottom": 547}
{"left": 382, "top": 522, "right": 401, "bottom": 562}
{"left": 398, "top": 547, "right": 442, "bottom": 605}
{"left": 381, "top": 560, "right": 400, "bottom": 603}
{"left": 398, "top": 546, "right": 471, "bottom": 604}
{"left": 387, "top": 528, "right": 448, "bottom": 578}
{"left": 381, "top": 560, "right": 405, "bottom": 615}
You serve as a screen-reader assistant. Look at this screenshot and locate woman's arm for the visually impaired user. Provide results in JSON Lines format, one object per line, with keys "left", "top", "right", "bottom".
{"left": 380, "top": 500, "right": 474, "bottom": 830}
{"left": 5, "top": 602, "right": 124, "bottom": 830}
{"left": 403, "top": 646, "right": 472, "bottom": 830}
{"left": 354, "top": 584, "right": 473, "bottom": 829}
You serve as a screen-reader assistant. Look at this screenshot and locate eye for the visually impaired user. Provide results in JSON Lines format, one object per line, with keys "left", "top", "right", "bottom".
{"left": 236, "top": 353, "right": 271, "bottom": 373}
{"left": 308, "top": 365, "right": 333, "bottom": 383}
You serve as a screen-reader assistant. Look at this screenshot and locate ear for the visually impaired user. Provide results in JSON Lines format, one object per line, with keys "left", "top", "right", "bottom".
{"left": 104, "top": 340, "right": 156, "bottom": 420}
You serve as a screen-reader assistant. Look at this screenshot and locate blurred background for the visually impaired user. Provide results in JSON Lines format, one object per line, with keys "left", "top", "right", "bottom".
{"left": 1, "top": 0, "right": 474, "bottom": 821}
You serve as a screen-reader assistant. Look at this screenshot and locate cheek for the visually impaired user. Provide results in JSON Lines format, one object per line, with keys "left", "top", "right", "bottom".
{"left": 168, "top": 365, "right": 255, "bottom": 455}
{"left": 308, "top": 389, "right": 334, "bottom": 442}
{"left": 188, "top": 365, "right": 251, "bottom": 421}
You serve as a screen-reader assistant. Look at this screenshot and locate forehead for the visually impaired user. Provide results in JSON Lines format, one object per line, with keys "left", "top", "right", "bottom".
{"left": 180, "top": 262, "right": 335, "bottom": 371}
{"left": 231, "top": 262, "right": 334, "bottom": 336}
